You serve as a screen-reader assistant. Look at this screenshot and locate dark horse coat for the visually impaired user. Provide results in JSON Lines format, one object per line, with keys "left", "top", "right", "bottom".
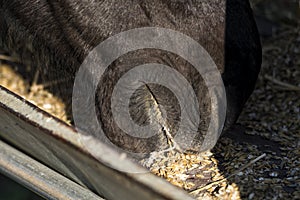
{"left": 0, "top": 0, "right": 261, "bottom": 153}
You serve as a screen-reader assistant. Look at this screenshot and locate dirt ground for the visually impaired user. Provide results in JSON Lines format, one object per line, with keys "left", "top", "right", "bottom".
{"left": 212, "top": 25, "right": 300, "bottom": 199}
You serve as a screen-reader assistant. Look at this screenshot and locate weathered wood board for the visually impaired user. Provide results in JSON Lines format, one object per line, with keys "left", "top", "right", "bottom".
{"left": 0, "top": 85, "right": 194, "bottom": 200}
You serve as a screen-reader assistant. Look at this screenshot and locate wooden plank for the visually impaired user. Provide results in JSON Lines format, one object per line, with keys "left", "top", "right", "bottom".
{"left": 0, "top": 85, "right": 194, "bottom": 200}
{"left": 0, "top": 140, "right": 104, "bottom": 200}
